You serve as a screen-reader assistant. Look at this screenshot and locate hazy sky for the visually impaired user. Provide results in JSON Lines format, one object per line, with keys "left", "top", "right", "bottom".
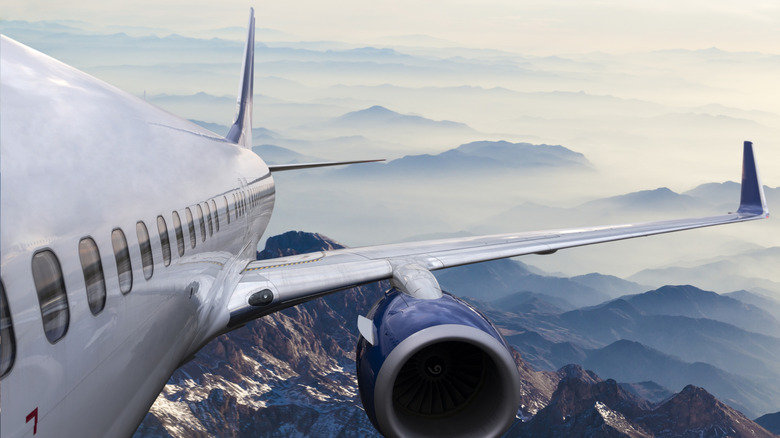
{"left": 4, "top": 0, "right": 779, "bottom": 278}
{"left": 5, "top": 0, "right": 780, "bottom": 54}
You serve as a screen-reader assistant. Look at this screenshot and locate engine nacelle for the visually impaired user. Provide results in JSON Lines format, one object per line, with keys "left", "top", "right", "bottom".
{"left": 356, "top": 288, "right": 522, "bottom": 438}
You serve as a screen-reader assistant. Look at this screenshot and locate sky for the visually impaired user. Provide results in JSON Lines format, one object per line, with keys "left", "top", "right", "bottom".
{"left": 4, "top": 0, "right": 780, "bottom": 278}
{"left": 5, "top": 0, "right": 780, "bottom": 55}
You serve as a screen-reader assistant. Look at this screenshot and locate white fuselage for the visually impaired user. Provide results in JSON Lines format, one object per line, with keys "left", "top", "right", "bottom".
{"left": 1, "top": 36, "right": 274, "bottom": 437}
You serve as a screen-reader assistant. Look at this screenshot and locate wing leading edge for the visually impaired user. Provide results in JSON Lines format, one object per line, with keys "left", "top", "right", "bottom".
{"left": 227, "top": 141, "right": 768, "bottom": 328}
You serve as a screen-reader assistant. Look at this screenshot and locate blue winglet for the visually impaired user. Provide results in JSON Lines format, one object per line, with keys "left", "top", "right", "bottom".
{"left": 225, "top": 8, "right": 255, "bottom": 148}
{"left": 736, "top": 141, "right": 769, "bottom": 217}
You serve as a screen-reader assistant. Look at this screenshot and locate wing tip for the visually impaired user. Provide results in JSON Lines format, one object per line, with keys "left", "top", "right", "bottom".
{"left": 737, "top": 141, "right": 769, "bottom": 217}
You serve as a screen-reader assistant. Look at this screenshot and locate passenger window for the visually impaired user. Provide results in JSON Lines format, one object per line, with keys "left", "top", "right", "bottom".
{"left": 78, "top": 237, "right": 106, "bottom": 315}
{"left": 172, "top": 211, "right": 185, "bottom": 256}
{"left": 157, "top": 216, "right": 172, "bottom": 266}
{"left": 31, "top": 250, "right": 70, "bottom": 343}
{"left": 204, "top": 202, "right": 213, "bottom": 237}
{"left": 0, "top": 280, "right": 16, "bottom": 378}
{"left": 185, "top": 207, "right": 196, "bottom": 249}
{"left": 224, "top": 196, "right": 231, "bottom": 224}
{"left": 136, "top": 222, "right": 154, "bottom": 280}
{"left": 196, "top": 205, "right": 206, "bottom": 242}
{"left": 233, "top": 194, "right": 239, "bottom": 219}
{"left": 111, "top": 229, "right": 133, "bottom": 294}
{"left": 210, "top": 199, "right": 220, "bottom": 232}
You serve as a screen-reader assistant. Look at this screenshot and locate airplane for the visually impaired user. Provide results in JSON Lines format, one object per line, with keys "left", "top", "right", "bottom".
{"left": 0, "top": 9, "right": 769, "bottom": 438}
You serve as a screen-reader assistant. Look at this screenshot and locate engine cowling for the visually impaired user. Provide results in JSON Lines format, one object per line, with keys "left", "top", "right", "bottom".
{"left": 356, "top": 288, "right": 522, "bottom": 438}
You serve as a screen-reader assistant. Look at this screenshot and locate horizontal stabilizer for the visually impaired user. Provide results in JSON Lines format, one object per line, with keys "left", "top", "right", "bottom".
{"left": 268, "top": 158, "right": 385, "bottom": 172}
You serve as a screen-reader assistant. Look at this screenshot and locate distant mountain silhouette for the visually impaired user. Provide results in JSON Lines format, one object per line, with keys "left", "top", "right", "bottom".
{"left": 558, "top": 298, "right": 780, "bottom": 382}
{"left": 491, "top": 291, "right": 574, "bottom": 314}
{"left": 485, "top": 289, "right": 780, "bottom": 417}
{"left": 755, "top": 412, "right": 780, "bottom": 435}
{"left": 503, "top": 330, "right": 588, "bottom": 372}
{"left": 251, "top": 145, "right": 323, "bottom": 165}
{"left": 477, "top": 184, "right": 711, "bottom": 237}
{"left": 335, "top": 105, "right": 471, "bottom": 130}
{"left": 618, "top": 381, "right": 674, "bottom": 404}
{"left": 282, "top": 105, "right": 483, "bottom": 147}
{"left": 683, "top": 181, "right": 741, "bottom": 209}
{"left": 726, "top": 290, "right": 780, "bottom": 321}
{"left": 435, "top": 258, "right": 611, "bottom": 307}
{"left": 582, "top": 339, "right": 770, "bottom": 417}
{"left": 337, "top": 140, "right": 591, "bottom": 177}
{"left": 579, "top": 187, "right": 705, "bottom": 212}
{"left": 622, "top": 285, "right": 780, "bottom": 336}
{"left": 629, "top": 249, "right": 780, "bottom": 295}
{"left": 570, "top": 273, "right": 647, "bottom": 299}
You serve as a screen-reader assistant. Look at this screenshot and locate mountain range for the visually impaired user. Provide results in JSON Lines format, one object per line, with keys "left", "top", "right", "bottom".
{"left": 336, "top": 138, "right": 591, "bottom": 178}
{"left": 506, "top": 372, "right": 775, "bottom": 438}
{"left": 428, "top": 251, "right": 780, "bottom": 419}
{"left": 434, "top": 257, "right": 632, "bottom": 307}
{"left": 134, "top": 231, "right": 780, "bottom": 437}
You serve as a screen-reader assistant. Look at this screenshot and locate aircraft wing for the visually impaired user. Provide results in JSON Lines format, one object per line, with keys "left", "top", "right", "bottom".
{"left": 227, "top": 141, "right": 768, "bottom": 328}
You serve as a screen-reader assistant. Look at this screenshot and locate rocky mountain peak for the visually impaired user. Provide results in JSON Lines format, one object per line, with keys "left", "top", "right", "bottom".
{"left": 644, "top": 384, "right": 775, "bottom": 437}
{"left": 507, "top": 374, "right": 775, "bottom": 438}
{"left": 557, "top": 363, "right": 603, "bottom": 384}
{"left": 258, "top": 231, "right": 345, "bottom": 259}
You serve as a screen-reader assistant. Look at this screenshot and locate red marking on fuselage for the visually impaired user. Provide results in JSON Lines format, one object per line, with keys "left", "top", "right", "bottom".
{"left": 26, "top": 407, "right": 39, "bottom": 434}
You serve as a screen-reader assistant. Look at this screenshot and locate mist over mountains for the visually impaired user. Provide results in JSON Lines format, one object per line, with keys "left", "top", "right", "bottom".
{"left": 473, "top": 280, "right": 780, "bottom": 418}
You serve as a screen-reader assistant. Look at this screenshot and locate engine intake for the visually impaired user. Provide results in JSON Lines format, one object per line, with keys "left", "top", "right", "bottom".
{"left": 357, "top": 289, "right": 521, "bottom": 438}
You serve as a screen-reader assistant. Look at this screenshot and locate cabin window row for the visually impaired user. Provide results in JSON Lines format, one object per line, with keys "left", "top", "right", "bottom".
{"left": 0, "top": 188, "right": 261, "bottom": 378}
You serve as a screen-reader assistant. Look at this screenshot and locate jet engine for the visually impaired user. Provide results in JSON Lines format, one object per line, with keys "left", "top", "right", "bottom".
{"left": 356, "top": 288, "right": 522, "bottom": 438}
